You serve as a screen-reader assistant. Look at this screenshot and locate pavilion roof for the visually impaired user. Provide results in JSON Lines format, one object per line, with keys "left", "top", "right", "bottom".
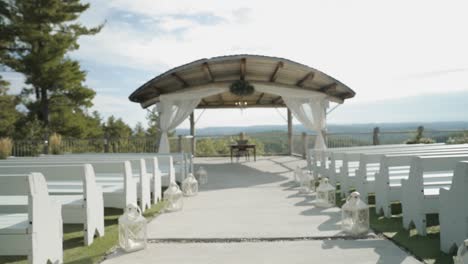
{"left": 129, "top": 54, "right": 356, "bottom": 108}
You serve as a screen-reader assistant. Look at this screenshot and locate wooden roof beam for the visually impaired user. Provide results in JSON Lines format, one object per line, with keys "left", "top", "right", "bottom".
{"left": 201, "top": 99, "right": 209, "bottom": 105}
{"left": 171, "top": 72, "right": 189, "bottom": 87}
{"left": 319, "top": 83, "right": 337, "bottom": 94}
{"left": 256, "top": 93, "right": 265, "bottom": 104}
{"left": 270, "top": 61, "right": 284, "bottom": 82}
{"left": 296, "top": 72, "right": 315, "bottom": 87}
{"left": 272, "top": 96, "right": 283, "bottom": 104}
{"left": 202, "top": 62, "right": 214, "bottom": 82}
{"left": 240, "top": 58, "right": 246, "bottom": 80}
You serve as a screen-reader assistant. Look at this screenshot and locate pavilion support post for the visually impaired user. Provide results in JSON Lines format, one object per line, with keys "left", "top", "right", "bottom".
{"left": 190, "top": 112, "right": 196, "bottom": 155}
{"left": 287, "top": 108, "right": 293, "bottom": 155}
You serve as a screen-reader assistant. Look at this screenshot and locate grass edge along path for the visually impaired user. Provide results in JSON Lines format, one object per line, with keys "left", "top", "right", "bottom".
{"left": 0, "top": 202, "right": 166, "bottom": 264}
{"left": 336, "top": 192, "right": 455, "bottom": 264}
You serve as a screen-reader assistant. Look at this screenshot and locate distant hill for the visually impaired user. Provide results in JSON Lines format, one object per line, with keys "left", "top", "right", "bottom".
{"left": 176, "top": 121, "right": 468, "bottom": 136}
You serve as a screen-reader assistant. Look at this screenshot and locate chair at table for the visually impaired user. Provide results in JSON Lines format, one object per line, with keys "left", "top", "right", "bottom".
{"left": 235, "top": 140, "right": 250, "bottom": 162}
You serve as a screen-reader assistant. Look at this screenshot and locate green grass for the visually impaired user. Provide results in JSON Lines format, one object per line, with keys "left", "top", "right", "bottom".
{"left": 336, "top": 192, "right": 456, "bottom": 264}
{"left": 0, "top": 202, "right": 165, "bottom": 264}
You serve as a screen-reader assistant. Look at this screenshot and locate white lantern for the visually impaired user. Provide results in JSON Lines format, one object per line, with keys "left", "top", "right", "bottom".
{"left": 294, "top": 166, "right": 302, "bottom": 184}
{"left": 118, "top": 203, "right": 147, "bottom": 252}
{"left": 182, "top": 173, "right": 198, "bottom": 196}
{"left": 298, "top": 170, "right": 312, "bottom": 194}
{"left": 341, "top": 192, "right": 370, "bottom": 236}
{"left": 305, "top": 170, "right": 318, "bottom": 192}
{"left": 163, "top": 181, "right": 184, "bottom": 212}
{"left": 196, "top": 166, "right": 208, "bottom": 185}
{"left": 315, "top": 177, "right": 336, "bottom": 208}
{"left": 455, "top": 240, "right": 468, "bottom": 264}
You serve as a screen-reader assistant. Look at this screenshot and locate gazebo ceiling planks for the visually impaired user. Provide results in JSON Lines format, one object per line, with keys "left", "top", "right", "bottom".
{"left": 129, "top": 54, "right": 356, "bottom": 109}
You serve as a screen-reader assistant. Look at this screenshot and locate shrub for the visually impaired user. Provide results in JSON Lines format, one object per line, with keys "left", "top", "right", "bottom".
{"left": 0, "top": 138, "right": 13, "bottom": 159}
{"left": 49, "top": 133, "right": 63, "bottom": 155}
{"left": 446, "top": 133, "right": 468, "bottom": 144}
{"left": 405, "top": 126, "right": 435, "bottom": 144}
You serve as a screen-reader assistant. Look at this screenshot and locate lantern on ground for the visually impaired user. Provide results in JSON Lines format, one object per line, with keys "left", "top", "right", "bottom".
{"left": 305, "top": 170, "right": 318, "bottom": 192}
{"left": 298, "top": 170, "right": 312, "bottom": 194}
{"left": 455, "top": 240, "right": 468, "bottom": 264}
{"left": 341, "top": 192, "right": 369, "bottom": 236}
{"left": 196, "top": 166, "right": 208, "bottom": 185}
{"left": 182, "top": 173, "right": 198, "bottom": 196}
{"left": 163, "top": 182, "right": 183, "bottom": 212}
{"left": 294, "top": 166, "right": 303, "bottom": 185}
{"left": 315, "top": 177, "right": 336, "bottom": 207}
{"left": 118, "top": 203, "right": 147, "bottom": 252}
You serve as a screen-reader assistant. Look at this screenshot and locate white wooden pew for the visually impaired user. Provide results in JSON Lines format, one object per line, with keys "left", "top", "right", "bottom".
{"left": 355, "top": 145, "right": 468, "bottom": 200}
{"left": 53, "top": 152, "right": 189, "bottom": 183}
{"left": 332, "top": 144, "right": 455, "bottom": 193}
{"left": 307, "top": 144, "right": 418, "bottom": 180}
{"left": 439, "top": 161, "right": 468, "bottom": 253}
{"left": 0, "top": 173, "right": 62, "bottom": 264}
{"left": 332, "top": 144, "right": 445, "bottom": 194}
{"left": 319, "top": 144, "right": 434, "bottom": 185}
{"left": 0, "top": 165, "right": 105, "bottom": 245}
{"left": 1, "top": 158, "right": 152, "bottom": 211}
{"left": 401, "top": 154, "right": 468, "bottom": 236}
{"left": 374, "top": 150, "right": 468, "bottom": 217}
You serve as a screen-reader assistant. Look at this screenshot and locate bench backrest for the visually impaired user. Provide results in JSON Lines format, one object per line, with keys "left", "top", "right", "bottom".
{"left": 0, "top": 173, "right": 49, "bottom": 219}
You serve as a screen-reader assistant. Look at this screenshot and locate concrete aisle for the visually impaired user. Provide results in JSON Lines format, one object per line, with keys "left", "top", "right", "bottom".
{"left": 103, "top": 156, "right": 420, "bottom": 264}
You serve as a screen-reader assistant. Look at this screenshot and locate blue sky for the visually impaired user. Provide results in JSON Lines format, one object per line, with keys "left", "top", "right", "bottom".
{"left": 3, "top": 0, "right": 468, "bottom": 129}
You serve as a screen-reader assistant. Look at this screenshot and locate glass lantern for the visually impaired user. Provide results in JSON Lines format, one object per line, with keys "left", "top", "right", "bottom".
{"left": 305, "top": 170, "right": 317, "bottom": 192}
{"left": 455, "top": 239, "right": 468, "bottom": 264}
{"left": 294, "top": 166, "right": 303, "bottom": 185}
{"left": 298, "top": 170, "right": 312, "bottom": 194}
{"left": 118, "top": 203, "right": 147, "bottom": 252}
{"left": 182, "top": 173, "right": 198, "bottom": 196}
{"left": 341, "top": 192, "right": 370, "bottom": 236}
{"left": 163, "top": 181, "right": 184, "bottom": 212}
{"left": 315, "top": 177, "right": 336, "bottom": 208}
{"left": 196, "top": 166, "right": 208, "bottom": 185}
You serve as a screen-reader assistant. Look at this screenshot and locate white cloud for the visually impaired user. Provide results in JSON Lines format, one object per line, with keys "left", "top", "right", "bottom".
{"left": 8, "top": 0, "right": 466, "bottom": 127}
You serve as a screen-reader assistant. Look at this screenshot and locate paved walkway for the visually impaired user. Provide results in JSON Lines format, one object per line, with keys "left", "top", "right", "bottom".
{"left": 103, "top": 156, "right": 420, "bottom": 264}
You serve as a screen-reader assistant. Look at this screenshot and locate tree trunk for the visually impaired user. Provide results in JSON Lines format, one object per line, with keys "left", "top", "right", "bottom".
{"left": 40, "top": 87, "right": 49, "bottom": 130}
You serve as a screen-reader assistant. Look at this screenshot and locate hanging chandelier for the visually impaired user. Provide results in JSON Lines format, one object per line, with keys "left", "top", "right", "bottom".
{"left": 235, "top": 101, "right": 248, "bottom": 107}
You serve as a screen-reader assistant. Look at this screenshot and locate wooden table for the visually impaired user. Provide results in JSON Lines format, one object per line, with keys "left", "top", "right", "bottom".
{"left": 230, "top": 144, "right": 256, "bottom": 162}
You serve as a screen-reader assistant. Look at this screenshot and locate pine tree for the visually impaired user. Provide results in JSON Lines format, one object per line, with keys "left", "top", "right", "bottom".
{"left": 0, "top": 0, "right": 102, "bottom": 138}
{"left": 0, "top": 76, "right": 21, "bottom": 137}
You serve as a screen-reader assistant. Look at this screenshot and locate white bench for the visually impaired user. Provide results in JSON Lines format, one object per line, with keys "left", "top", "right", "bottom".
{"left": 318, "top": 144, "right": 429, "bottom": 185}
{"left": 0, "top": 164, "right": 105, "bottom": 246}
{"left": 307, "top": 144, "right": 418, "bottom": 181}
{"left": 401, "top": 154, "right": 468, "bottom": 236}
{"left": 373, "top": 150, "right": 468, "bottom": 218}
{"left": 354, "top": 145, "right": 468, "bottom": 200}
{"left": 0, "top": 173, "right": 62, "bottom": 264}
{"left": 331, "top": 144, "right": 444, "bottom": 194}
{"left": 1, "top": 158, "right": 152, "bottom": 211}
{"left": 330, "top": 144, "right": 457, "bottom": 194}
{"left": 439, "top": 161, "right": 468, "bottom": 253}
{"left": 53, "top": 152, "right": 190, "bottom": 184}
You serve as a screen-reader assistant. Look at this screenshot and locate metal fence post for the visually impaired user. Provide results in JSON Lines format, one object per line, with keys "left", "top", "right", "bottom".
{"left": 373, "top": 127, "right": 380, "bottom": 145}
{"left": 302, "top": 132, "right": 308, "bottom": 159}
{"left": 178, "top": 135, "right": 183, "bottom": 152}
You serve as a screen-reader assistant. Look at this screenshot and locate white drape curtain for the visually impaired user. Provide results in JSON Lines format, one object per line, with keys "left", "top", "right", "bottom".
{"left": 157, "top": 86, "right": 228, "bottom": 153}
{"left": 255, "top": 84, "right": 329, "bottom": 151}
{"left": 155, "top": 83, "right": 331, "bottom": 153}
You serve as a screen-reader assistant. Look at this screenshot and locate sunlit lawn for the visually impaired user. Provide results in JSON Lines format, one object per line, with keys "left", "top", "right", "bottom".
{"left": 0, "top": 202, "right": 165, "bottom": 264}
